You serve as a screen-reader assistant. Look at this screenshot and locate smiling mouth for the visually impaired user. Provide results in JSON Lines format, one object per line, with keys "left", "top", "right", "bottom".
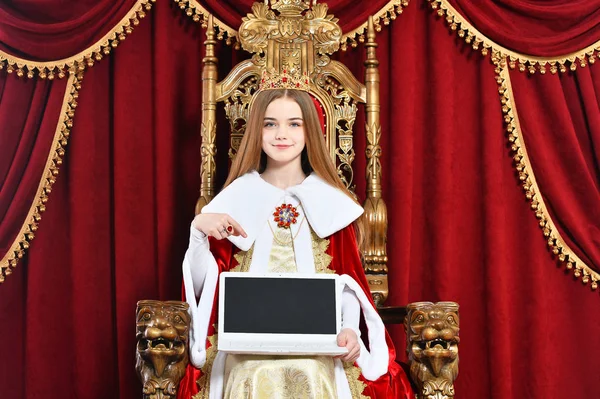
{"left": 273, "top": 144, "right": 292, "bottom": 149}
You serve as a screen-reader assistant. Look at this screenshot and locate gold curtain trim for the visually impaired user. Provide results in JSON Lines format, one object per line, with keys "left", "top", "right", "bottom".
{"left": 495, "top": 62, "right": 600, "bottom": 291}
{"left": 340, "top": 0, "right": 410, "bottom": 51}
{"left": 173, "top": 0, "right": 410, "bottom": 51}
{"left": 0, "top": 0, "right": 156, "bottom": 79}
{"left": 174, "top": 0, "right": 240, "bottom": 47}
{"left": 428, "top": 0, "right": 600, "bottom": 74}
{"left": 0, "top": 73, "right": 82, "bottom": 283}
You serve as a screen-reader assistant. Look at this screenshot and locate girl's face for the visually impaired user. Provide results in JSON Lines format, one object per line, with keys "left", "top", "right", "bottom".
{"left": 261, "top": 97, "right": 306, "bottom": 168}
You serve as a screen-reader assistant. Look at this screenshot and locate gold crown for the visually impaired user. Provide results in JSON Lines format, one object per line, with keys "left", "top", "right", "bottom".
{"left": 269, "top": 0, "right": 312, "bottom": 17}
{"left": 259, "top": 68, "right": 311, "bottom": 91}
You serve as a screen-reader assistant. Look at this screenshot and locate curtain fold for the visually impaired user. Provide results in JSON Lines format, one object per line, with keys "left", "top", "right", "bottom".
{"left": 447, "top": 0, "right": 600, "bottom": 56}
{"left": 0, "top": 0, "right": 139, "bottom": 60}
{"left": 509, "top": 67, "right": 600, "bottom": 272}
{"left": 0, "top": 75, "right": 69, "bottom": 274}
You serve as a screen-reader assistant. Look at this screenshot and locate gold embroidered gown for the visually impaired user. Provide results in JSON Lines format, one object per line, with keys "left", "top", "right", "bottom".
{"left": 222, "top": 223, "right": 338, "bottom": 399}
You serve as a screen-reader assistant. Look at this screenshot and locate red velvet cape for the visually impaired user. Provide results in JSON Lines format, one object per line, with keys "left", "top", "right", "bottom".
{"left": 177, "top": 225, "right": 414, "bottom": 398}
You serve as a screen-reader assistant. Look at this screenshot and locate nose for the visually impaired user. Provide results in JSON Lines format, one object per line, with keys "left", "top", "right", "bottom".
{"left": 274, "top": 125, "right": 288, "bottom": 139}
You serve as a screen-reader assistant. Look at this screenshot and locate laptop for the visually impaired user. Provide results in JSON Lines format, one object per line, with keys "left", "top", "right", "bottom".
{"left": 217, "top": 272, "right": 348, "bottom": 356}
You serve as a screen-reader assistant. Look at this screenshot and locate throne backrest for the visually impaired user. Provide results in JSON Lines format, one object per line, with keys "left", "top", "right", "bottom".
{"left": 197, "top": 0, "right": 389, "bottom": 305}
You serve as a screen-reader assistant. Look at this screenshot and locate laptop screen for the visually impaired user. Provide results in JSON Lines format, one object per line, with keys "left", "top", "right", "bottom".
{"left": 223, "top": 276, "right": 337, "bottom": 334}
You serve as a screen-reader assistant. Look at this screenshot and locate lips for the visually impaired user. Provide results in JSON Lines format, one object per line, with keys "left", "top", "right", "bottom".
{"left": 273, "top": 144, "right": 292, "bottom": 149}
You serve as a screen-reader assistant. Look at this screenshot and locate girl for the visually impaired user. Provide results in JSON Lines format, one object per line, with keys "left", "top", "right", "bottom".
{"left": 177, "top": 88, "right": 413, "bottom": 398}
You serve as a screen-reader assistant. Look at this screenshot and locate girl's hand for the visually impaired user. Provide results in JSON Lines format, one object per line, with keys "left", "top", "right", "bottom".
{"left": 335, "top": 328, "right": 360, "bottom": 363}
{"left": 192, "top": 213, "right": 247, "bottom": 240}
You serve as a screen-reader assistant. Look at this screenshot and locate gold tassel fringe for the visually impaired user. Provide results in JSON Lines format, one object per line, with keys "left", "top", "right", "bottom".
{"left": 0, "top": 0, "right": 156, "bottom": 79}
{"left": 0, "top": 73, "right": 83, "bottom": 283}
{"left": 494, "top": 60, "right": 599, "bottom": 291}
{"left": 429, "top": 0, "right": 600, "bottom": 74}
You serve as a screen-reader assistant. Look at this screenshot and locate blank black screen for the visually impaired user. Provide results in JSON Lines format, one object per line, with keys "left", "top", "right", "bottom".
{"left": 223, "top": 277, "right": 336, "bottom": 334}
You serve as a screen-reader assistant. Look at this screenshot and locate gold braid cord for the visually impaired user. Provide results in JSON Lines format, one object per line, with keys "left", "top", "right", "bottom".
{"left": 494, "top": 61, "right": 600, "bottom": 291}
{"left": 173, "top": 0, "right": 410, "bottom": 51}
{"left": 428, "top": 0, "right": 600, "bottom": 74}
{"left": 0, "top": 73, "right": 83, "bottom": 282}
{"left": 0, "top": 0, "right": 156, "bottom": 79}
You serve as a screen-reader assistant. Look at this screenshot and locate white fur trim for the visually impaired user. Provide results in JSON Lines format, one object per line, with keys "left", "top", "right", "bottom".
{"left": 208, "top": 351, "right": 227, "bottom": 399}
{"left": 339, "top": 275, "right": 390, "bottom": 380}
{"left": 286, "top": 174, "right": 363, "bottom": 238}
{"left": 201, "top": 171, "right": 363, "bottom": 250}
{"left": 182, "top": 231, "right": 220, "bottom": 368}
{"left": 334, "top": 359, "right": 353, "bottom": 398}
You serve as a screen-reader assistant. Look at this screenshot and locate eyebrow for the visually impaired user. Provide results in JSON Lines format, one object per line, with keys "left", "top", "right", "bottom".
{"left": 264, "top": 117, "right": 303, "bottom": 121}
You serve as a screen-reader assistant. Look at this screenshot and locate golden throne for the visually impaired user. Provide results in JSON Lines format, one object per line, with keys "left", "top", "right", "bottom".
{"left": 135, "top": 1, "right": 459, "bottom": 398}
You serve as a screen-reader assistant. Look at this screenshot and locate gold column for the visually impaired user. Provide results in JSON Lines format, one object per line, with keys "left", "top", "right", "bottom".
{"left": 362, "top": 16, "right": 389, "bottom": 306}
{"left": 196, "top": 15, "right": 218, "bottom": 214}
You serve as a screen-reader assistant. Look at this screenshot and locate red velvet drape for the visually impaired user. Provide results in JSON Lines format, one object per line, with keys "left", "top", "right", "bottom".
{"left": 0, "top": 0, "right": 139, "bottom": 59}
{"left": 448, "top": 0, "right": 600, "bottom": 56}
{"left": 1, "top": 1, "right": 600, "bottom": 399}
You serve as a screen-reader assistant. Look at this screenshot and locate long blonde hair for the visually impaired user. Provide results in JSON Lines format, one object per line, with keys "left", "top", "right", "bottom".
{"left": 224, "top": 89, "right": 364, "bottom": 245}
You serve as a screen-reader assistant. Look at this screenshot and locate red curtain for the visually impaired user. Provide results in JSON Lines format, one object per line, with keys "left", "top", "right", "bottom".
{"left": 448, "top": 0, "right": 600, "bottom": 55}
{"left": 0, "top": 0, "right": 138, "bottom": 59}
{"left": 509, "top": 68, "right": 600, "bottom": 270}
{"left": 0, "top": 75, "right": 67, "bottom": 257}
{"left": 1, "top": 1, "right": 600, "bottom": 399}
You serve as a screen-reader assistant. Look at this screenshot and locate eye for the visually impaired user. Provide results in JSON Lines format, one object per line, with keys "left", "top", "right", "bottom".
{"left": 447, "top": 315, "right": 456, "bottom": 325}
{"left": 138, "top": 311, "right": 152, "bottom": 322}
{"left": 264, "top": 122, "right": 276, "bottom": 128}
{"left": 173, "top": 315, "right": 183, "bottom": 324}
{"left": 290, "top": 122, "right": 302, "bottom": 128}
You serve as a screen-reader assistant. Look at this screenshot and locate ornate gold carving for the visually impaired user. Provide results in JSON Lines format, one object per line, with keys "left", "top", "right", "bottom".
{"left": 428, "top": 0, "right": 600, "bottom": 74}
{"left": 136, "top": 300, "right": 190, "bottom": 399}
{"left": 197, "top": 15, "right": 219, "bottom": 214}
{"left": 224, "top": 77, "right": 259, "bottom": 160}
{"left": 198, "top": 119, "right": 217, "bottom": 212}
{"left": 239, "top": 1, "right": 342, "bottom": 57}
{"left": 343, "top": 362, "right": 370, "bottom": 399}
{"left": 494, "top": 61, "right": 600, "bottom": 291}
{"left": 0, "top": 0, "right": 155, "bottom": 79}
{"left": 334, "top": 99, "right": 357, "bottom": 192}
{"left": 405, "top": 302, "right": 460, "bottom": 399}
{"left": 361, "top": 18, "right": 389, "bottom": 305}
{"left": 0, "top": 72, "right": 82, "bottom": 283}
{"left": 366, "top": 274, "right": 388, "bottom": 308}
{"left": 193, "top": 332, "right": 219, "bottom": 399}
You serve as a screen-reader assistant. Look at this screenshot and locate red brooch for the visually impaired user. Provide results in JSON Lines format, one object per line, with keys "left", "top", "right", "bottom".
{"left": 273, "top": 203, "right": 299, "bottom": 228}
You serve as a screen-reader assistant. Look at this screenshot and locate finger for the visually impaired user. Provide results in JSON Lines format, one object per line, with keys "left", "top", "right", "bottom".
{"left": 219, "top": 227, "right": 229, "bottom": 239}
{"left": 348, "top": 346, "right": 360, "bottom": 362}
{"left": 226, "top": 216, "right": 247, "bottom": 238}
{"left": 342, "top": 348, "right": 359, "bottom": 363}
{"left": 209, "top": 229, "right": 225, "bottom": 240}
{"left": 337, "top": 334, "right": 348, "bottom": 347}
